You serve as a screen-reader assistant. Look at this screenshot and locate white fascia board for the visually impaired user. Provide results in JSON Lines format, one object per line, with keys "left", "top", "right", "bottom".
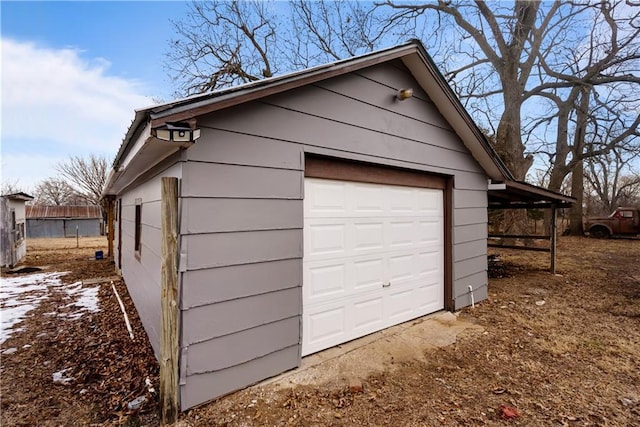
{"left": 120, "top": 122, "right": 152, "bottom": 171}
{"left": 488, "top": 183, "right": 507, "bottom": 190}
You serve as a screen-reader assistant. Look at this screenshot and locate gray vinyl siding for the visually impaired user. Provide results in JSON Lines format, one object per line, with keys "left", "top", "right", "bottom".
{"left": 180, "top": 346, "right": 299, "bottom": 411}
{"left": 117, "top": 162, "right": 182, "bottom": 357}
{"left": 178, "top": 60, "right": 489, "bottom": 409}
{"left": 181, "top": 259, "right": 301, "bottom": 308}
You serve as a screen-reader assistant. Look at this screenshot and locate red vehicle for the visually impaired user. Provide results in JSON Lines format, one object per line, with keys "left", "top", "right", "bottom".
{"left": 584, "top": 207, "right": 640, "bottom": 238}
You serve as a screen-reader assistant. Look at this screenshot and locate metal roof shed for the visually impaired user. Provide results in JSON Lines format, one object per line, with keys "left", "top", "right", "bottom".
{"left": 26, "top": 205, "right": 103, "bottom": 238}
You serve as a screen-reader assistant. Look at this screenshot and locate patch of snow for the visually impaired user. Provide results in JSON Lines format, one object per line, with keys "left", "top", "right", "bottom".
{"left": 2, "top": 347, "right": 17, "bottom": 355}
{"left": 52, "top": 368, "right": 74, "bottom": 385}
{"left": 0, "top": 272, "right": 67, "bottom": 344}
{"left": 62, "top": 283, "right": 100, "bottom": 319}
{"left": 0, "top": 271, "right": 99, "bottom": 344}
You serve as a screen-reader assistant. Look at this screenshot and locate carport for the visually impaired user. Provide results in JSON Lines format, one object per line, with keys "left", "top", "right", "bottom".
{"left": 487, "top": 180, "right": 575, "bottom": 273}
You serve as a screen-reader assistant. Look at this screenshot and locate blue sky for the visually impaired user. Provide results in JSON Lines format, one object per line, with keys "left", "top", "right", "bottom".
{"left": 1, "top": 1, "right": 190, "bottom": 191}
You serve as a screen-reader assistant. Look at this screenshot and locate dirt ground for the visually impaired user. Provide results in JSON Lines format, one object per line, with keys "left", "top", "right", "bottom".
{"left": 1, "top": 237, "right": 159, "bottom": 426}
{"left": 1, "top": 236, "right": 639, "bottom": 426}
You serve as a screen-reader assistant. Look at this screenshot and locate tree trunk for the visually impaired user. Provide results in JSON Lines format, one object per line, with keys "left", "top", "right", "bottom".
{"left": 495, "top": 82, "right": 533, "bottom": 239}
{"left": 567, "top": 87, "right": 590, "bottom": 235}
{"left": 568, "top": 160, "right": 584, "bottom": 235}
{"left": 494, "top": 83, "right": 533, "bottom": 180}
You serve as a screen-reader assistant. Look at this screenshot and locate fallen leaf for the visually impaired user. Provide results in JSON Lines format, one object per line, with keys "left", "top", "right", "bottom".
{"left": 499, "top": 405, "right": 520, "bottom": 420}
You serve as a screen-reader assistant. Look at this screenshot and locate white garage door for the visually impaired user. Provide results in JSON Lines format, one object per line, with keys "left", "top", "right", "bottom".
{"left": 302, "top": 177, "right": 444, "bottom": 356}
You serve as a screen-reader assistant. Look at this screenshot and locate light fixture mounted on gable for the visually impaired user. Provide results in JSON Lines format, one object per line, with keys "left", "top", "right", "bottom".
{"left": 396, "top": 88, "right": 414, "bottom": 101}
{"left": 154, "top": 122, "right": 201, "bottom": 145}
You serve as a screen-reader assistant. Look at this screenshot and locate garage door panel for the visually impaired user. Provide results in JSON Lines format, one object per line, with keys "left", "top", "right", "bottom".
{"left": 417, "top": 191, "right": 444, "bottom": 214}
{"left": 306, "top": 264, "right": 346, "bottom": 300}
{"left": 418, "top": 252, "right": 442, "bottom": 276}
{"left": 305, "top": 257, "right": 385, "bottom": 302}
{"left": 303, "top": 178, "right": 444, "bottom": 356}
{"left": 353, "top": 258, "right": 385, "bottom": 291}
{"left": 416, "top": 282, "right": 444, "bottom": 312}
{"left": 353, "top": 222, "right": 385, "bottom": 251}
{"left": 389, "top": 220, "right": 415, "bottom": 247}
{"left": 387, "top": 288, "right": 415, "bottom": 320}
{"left": 388, "top": 254, "right": 415, "bottom": 282}
{"left": 306, "top": 305, "right": 346, "bottom": 348}
{"left": 305, "top": 181, "right": 347, "bottom": 215}
{"left": 353, "top": 296, "right": 385, "bottom": 331}
{"left": 352, "top": 185, "right": 385, "bottom": 213}
{"left": 307, "top": 223, "right": 346, "bottom": 256}
{"left": 418, "top": 220, "right": 443, "bottom": 243}
{"left": 388, "top": 188, "right": 415, "bottom": 213}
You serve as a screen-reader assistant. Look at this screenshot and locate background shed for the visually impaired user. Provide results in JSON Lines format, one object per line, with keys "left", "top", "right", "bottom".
{"left": 26, "top": 205, "right": 103, "bottom": 238}
{"left": 1, "top": 192, "right": 34, "bottom": 267}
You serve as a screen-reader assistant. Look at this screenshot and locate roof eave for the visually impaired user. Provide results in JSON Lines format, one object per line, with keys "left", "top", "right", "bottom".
{"left": 148, "top": 42, "right": 420, "bottom": 127}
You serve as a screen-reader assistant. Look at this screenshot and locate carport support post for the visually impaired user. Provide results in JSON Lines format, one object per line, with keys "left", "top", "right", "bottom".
{"left": 160, "top": 177, "right": 179, "bottom": 424}
{"left": 550, "top": 205, "right": 557, "bottom": 274}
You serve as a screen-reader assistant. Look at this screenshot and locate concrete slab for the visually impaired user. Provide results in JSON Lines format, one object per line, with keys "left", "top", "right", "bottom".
{"left": 263, "top": 311, "right": 484, "bottom": 389}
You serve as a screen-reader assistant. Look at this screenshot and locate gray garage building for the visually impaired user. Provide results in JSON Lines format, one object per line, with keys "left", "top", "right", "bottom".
{"left": 103, "top": 40, "right": 570, "bottom": 410}
{"left": 26, "top": 205, "right": 103, "bottom": 238}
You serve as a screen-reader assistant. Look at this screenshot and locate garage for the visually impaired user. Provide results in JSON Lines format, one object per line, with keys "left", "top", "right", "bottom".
{"left": 106, "top": 40, "right": 521, "bottom": 410}
{"left": 303, "top": 173, "right": 445, "bottom": 355}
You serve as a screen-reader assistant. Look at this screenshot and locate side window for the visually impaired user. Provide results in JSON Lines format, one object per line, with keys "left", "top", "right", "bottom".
{"left": 134, "top": 200, "right": 142, "bottom": 255}
{"left": 621, "top": 210, "right": 633, "bottom": 218}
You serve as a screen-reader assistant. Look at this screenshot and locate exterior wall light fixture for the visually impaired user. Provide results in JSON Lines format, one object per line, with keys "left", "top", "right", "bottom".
{"left": 154, "top": 122, "right": 201, "bottom": 144}
{"left": 396, "top": 88, "right": 414, "bottom": 101}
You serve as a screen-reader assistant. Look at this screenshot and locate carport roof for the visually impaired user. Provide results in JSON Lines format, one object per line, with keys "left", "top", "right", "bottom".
{"left": 489, "top": 180, "right": 575, "bottom": 208}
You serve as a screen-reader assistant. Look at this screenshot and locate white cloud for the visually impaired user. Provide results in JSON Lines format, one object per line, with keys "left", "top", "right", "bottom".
{"left": 1, "top": 38, "right": 154, "bottom": 188}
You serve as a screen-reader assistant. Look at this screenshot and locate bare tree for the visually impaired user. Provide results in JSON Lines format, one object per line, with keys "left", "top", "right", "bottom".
{"left": 377, "top": 1, "right": 589, "bottom": 179}
{"left": 525, "top": 1, "right": 640, "bottom": 181}
{"left": 524, "top": 1, "right": 640, "bottom": 233}
{"left": 32, "top": 179, "right": 83, "bottom": 206}
{"left": 55, "top": 154, "right": 109, "bottom": 206}
{"left": 585, "top": 150, "right": 640, "bottom": 215}
{"left": 377, "top": 1, "right": 639, "bottom": 236}
{"left": 166, "top": 1, "right": 281, "bottom": 95}
{"left": 165, "top": 0, "right": 404, "bottom": 96}
{"left": 1, "top": 179, "right": 27, "bottom": 196}
{"left": 165, "top": 0, "right": 639, "bottom": 238}
{"left": 288, "top": 1, "right": 407, "bottom": 68}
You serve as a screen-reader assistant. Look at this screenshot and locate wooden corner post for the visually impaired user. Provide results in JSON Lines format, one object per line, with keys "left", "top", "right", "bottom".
{"left": 106, "top": 196, "right": 115, "bottom": 258}
{"left": 160, "top": 177, "right": 180, "bottom": 424}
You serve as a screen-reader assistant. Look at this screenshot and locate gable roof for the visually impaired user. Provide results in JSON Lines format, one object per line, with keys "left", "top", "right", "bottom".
{"left": 26, "top": 205, "right": 102, "bottom": 219}
{"left": 105, "top": 39, "right": 517, "bottom": 196}
{"left": 2, "top": 192, "right": 34, "bottom": 201}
